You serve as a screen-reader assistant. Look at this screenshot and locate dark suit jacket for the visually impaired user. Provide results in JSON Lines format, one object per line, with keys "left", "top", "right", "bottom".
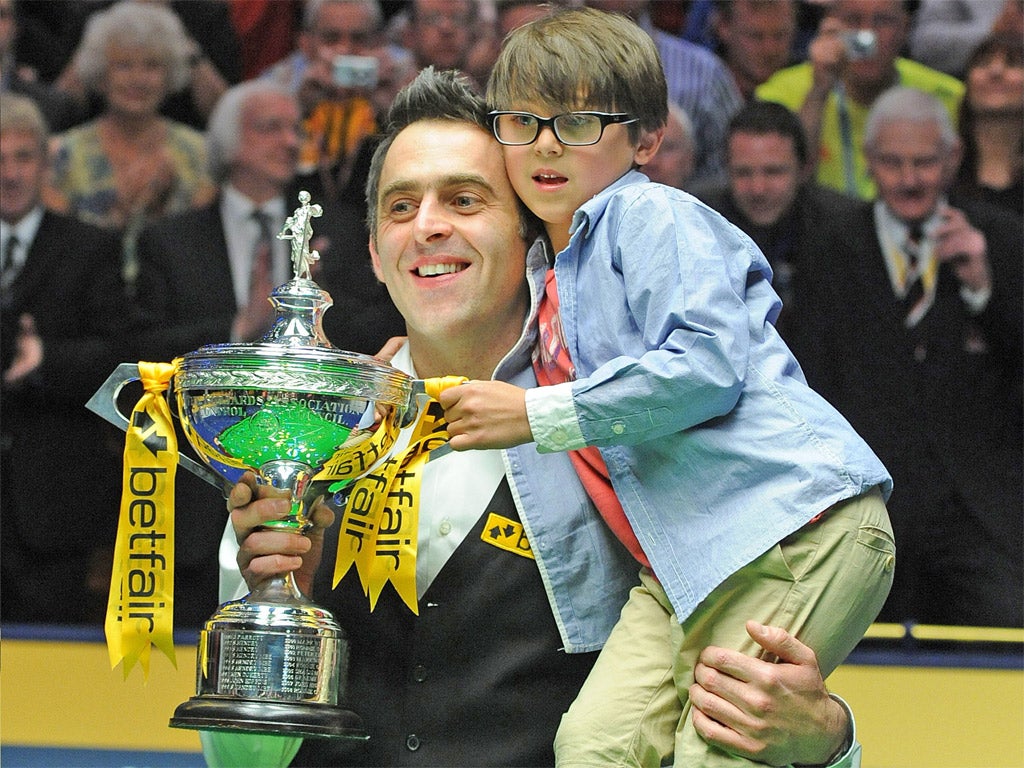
{"left": 798, "top": 199, "right": 1023, "bottom": 626}
{"left": 0, "top": 210, "right": 129, "bottom": 623}
{"left": 133, "top": 193, "right": 404, "bottom": 361}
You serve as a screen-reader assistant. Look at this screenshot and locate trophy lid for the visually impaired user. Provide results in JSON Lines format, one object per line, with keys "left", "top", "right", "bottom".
{"left": 176, "top": 192, "right": 412, "bottom": 407}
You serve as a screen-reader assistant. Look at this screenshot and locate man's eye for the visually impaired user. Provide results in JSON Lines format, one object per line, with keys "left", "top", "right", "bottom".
{"left": 453, "top": 195, "right": 477, "bottom": 208}
{"left": 511, "top": 114, "right": 537, "bottom": 128}
{"left": 388, "top": 200, "right": 416, "bottom": 216}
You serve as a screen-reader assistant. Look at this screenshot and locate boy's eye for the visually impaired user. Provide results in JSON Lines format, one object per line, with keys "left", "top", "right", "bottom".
{"left": 510, "top": 113, "right": 537, "bottom": 129}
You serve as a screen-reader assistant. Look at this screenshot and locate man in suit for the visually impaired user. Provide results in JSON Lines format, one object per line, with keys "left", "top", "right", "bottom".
{"left": 134, "top": 78, "right": 403, "bottom": 360}
{"left": 695, "top": 100, "right": 858, "bottom": 365}
{"left": 799, "top": 86, "right": 1022, "bottom": 627}
{"left": 0, "top": 93, "right": 127, "bottom": 623}
{"left": 133, "top": 79, "right": 403, "bottom": 628}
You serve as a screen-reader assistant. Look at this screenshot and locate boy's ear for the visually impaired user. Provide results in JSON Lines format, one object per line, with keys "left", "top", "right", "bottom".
{"left": 633, "top": 127, "right": 665, "bottom": 166}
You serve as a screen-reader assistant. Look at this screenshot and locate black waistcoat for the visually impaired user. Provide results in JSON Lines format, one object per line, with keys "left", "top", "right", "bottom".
{"left": 293, "top": 477, "right": 599, "bottom": 767}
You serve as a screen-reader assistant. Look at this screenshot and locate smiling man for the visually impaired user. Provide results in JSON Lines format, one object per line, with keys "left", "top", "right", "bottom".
{"left": 797, "top": 86, "right": 1023, "bottom": 628}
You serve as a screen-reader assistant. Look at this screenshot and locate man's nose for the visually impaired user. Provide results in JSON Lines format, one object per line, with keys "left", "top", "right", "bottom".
{"left": 413, "top": 196, "right": 453, "bottom": 242}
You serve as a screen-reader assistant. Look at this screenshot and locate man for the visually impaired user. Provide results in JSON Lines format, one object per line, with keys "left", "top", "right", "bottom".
{"left": 695, "top": 100, "right": 858, "bottom": 362}
{"left": 261, "top": 0, "right": 416, "bottom": 203}
{"left": 798, "top": 87, "right": 1023, "bottom": 627}
{"left": 712, "top": 0, "right": 798, "bottom": 101}
{"left": 402, "top": 0, "right": 488, "bottom": 76}
{"left": 0, "top": 93, "right": 127, "bottom": 623}
{"left": 134, "top": 79, "right": 401, "bottom": 360}
{"left": 132, "top": 80, "right": 403, "bottom": 627}
{"left": 756, "top": 0, "right": 964, "bottom": 200}
{"left": 204, "top": 69, "right": 866, "bottom": 768}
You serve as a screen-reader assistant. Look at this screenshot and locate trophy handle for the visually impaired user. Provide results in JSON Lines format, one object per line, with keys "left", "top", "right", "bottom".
{"left": 86, "top": 362, "right": 224, "bottom": 489}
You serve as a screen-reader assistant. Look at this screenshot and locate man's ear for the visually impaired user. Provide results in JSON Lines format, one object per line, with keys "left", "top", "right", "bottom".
{"left": 368, "top": 237, "right": 385, "bottom": 282}
{"left": 634, "top": 126, "right": 665, "bottom": 167}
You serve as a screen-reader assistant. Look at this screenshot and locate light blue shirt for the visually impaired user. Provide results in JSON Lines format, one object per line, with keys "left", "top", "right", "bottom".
{"left": 525, "top": 170, "right": 893, "bottom": 625}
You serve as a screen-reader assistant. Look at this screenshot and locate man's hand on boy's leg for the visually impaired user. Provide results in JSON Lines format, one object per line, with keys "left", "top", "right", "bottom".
{"left": 439, "top": 380, "right": 533, "bottom": 450}
{"left": 688, "top": 620, "right": 848, "bottom": 767}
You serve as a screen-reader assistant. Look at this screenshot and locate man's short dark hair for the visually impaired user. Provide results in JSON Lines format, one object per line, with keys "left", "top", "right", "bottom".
{"left": 365, "top": 67, "right": 490, "bottom": 235}
{"left": 727, "top": 100, "right": 808, "bottom": 166}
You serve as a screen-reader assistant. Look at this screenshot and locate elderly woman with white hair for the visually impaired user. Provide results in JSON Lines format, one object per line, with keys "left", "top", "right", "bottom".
{"left": 47, "top": 0, "right": 215, "bottom": 288}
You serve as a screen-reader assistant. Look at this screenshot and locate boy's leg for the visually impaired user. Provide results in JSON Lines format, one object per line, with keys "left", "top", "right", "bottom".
{"left": 673, "top": 487, "right": 895, "bottom": 766}
{"left": 554, "top": 574, "right": 681, "bottom": 768}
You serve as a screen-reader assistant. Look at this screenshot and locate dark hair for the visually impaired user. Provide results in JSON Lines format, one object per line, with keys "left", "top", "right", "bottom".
{"left": 727, "top": 100, "right": 808, "bottom": 165}
{"left": 365, "top": 67, "right": 490, "bottom": 235}
{"left": 955, "top": 33, "right": 1024, "bottom": 195}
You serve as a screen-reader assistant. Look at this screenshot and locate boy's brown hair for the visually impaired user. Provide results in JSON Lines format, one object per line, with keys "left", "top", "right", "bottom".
{"left": 486, "top": 6, "right": 669, "bottom": 142}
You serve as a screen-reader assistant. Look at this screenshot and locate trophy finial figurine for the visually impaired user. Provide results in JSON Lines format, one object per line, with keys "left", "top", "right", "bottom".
{"left": 279, "top": 190, "right": 323, "bottom": 280}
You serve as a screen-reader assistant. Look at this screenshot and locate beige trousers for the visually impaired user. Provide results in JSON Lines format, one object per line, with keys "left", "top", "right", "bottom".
{"left": 554, "top": 487, "right": 895, "bottom": 768}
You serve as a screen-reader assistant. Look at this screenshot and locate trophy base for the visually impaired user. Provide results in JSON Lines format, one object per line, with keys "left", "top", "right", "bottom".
{"left": 170, "top": 696, "right": 368, "bottom": 739}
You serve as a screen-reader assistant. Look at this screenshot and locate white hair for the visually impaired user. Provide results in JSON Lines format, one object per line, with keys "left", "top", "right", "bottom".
{"left": 864, "top": 86, "right": 958, "bottom": 152}
{"left": 206, "top": 80, "right": 297, "bottom": 182}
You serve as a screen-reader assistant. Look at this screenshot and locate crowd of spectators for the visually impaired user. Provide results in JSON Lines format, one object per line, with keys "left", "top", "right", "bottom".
{"left": 1, "top": 0, "right": 1020, "bottom": 630}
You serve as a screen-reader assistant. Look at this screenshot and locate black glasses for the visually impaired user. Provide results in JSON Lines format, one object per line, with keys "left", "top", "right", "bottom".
{"left": 488, "top": 111, "right": 639, "bottom": 147}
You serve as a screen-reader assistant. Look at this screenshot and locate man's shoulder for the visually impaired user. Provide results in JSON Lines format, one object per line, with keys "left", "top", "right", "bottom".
{"left": 140, "top": 199, "right": 221, "bottom": 242}
{"left": 755, "top": 63, "right": 814, "bottom": 108}
{"left": 895, "top": 57, "right": 966, "bottom": 102}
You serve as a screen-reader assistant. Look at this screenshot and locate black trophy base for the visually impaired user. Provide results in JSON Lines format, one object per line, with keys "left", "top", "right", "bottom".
{"left": 170, "top": 696, "right": 369, "bottom": 740}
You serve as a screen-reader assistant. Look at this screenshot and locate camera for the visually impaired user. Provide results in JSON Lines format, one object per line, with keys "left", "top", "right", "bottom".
{"left": 843, "top": 29, "right": 878, "bottom": 60}
{"left": 332, "top": 54, "right": 379, "bottom": 89}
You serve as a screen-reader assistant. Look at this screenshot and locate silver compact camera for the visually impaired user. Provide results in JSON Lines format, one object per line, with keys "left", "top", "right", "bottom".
{"left": 843, "top": 29, "right": 878, "bottom": 60}
{"left": 332, "top": 54, "right": 379, "bottom": 89}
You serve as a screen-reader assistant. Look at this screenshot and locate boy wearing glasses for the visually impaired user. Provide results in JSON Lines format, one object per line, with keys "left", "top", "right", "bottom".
{"left": 438, "top": 8, "right": 895, "bottom": 766}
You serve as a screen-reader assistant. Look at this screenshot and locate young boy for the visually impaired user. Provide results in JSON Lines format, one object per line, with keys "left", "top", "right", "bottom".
{"left": 439, "top": 8, "right": 895, "bottom": 767}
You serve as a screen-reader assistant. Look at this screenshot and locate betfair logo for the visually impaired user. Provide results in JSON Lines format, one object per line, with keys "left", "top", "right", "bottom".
{"left": 132, "top": 408, "right": 168, "bottom": 457}
{"left": 481, "top": 512, "right": 534, "bottom": 560}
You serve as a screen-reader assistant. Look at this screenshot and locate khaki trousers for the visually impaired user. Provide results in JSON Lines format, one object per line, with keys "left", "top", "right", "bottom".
{"left": 554, "top": 487, "right": 895, "bottom": 767}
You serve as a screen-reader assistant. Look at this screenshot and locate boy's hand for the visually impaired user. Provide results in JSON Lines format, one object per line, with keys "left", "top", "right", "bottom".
{"left": 438, "top": 380, "right": 533, "bottom": 451}
{"left": 689, "top": 621, "right": 848, "bottom": 766}
{"left": 229, "top": 472, "right": 335, "bottom": 595}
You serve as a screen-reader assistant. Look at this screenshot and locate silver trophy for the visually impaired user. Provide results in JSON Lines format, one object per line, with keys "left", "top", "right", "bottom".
{"left": 88, "top": 192, "right": 457, "bottom": 738}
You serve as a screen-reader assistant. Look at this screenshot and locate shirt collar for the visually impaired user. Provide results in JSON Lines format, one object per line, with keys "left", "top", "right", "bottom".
{"left": 1, "top": 205, "right": 45, "bottom": 254}
{"left": 221, "top": 185, "right": 287, "bottom": 227}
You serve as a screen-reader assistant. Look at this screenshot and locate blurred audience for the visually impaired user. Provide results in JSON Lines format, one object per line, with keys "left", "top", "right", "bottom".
{"left": 134, "top": 79, "right": 402, "bottom": 362}
{"left": 909, "top": 0, "right": 1024, "bottom": 79}
{"left": 585, "top": 0, "right": 743, "bottom": 185}
{"left": 712, "top": 0, "right": 798, "bottom": 101}
{"left": 757, "top": 0, "right": 964, "bottom": 200}
{"left": 399, "top": 0, "right": 496, "bottom": 88}
{"left": 52, "top": 0, "right": 243, "bottom": 130}
{"left": 229, "top": 0, "right": 303, "bottom": 81}
{"left": 694, "top": 100, "right": 858, "bottom": 363}
{"left": 0, "top": 0, "right": 85, "bottom": 132}
{"left": 45, "top": 1, "right": 216, "bottom": 289}
{"left": 798, "top": 87, "right": 1023, "bottom": 628}
{"left": 1, "top": 93, "right": 129, "bottom": 625}
{"left": 642, "top": 102, "right": 695, "bottom": 190}
{"left": 952, "top": 33, "right": 1023, "bottom": 217}
{"left": 262, "top": 0, "right": 415, "bottom": 204}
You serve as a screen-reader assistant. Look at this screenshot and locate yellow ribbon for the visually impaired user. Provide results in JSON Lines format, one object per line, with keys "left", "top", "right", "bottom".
{"left": 332, "top": 376, "right": 465, "bottom": 614}
{"left": 106, "top": 360, "right": 180, "bottom": 679}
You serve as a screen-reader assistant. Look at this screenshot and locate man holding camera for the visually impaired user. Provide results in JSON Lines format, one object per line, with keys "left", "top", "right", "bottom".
{"left": 261, "top": 0, "right": 416, "bottom": 205}
{"left": 756, "top": 0, "right": 964, "bottom": 200}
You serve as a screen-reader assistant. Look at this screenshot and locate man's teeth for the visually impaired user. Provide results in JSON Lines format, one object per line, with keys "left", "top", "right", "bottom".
{"left": 417, "top": 263, "right": 465, "bottom": 277}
